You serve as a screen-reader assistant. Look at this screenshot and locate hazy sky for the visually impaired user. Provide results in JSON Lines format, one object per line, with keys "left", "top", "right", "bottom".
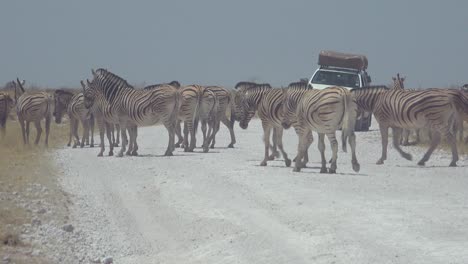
{"left": 1, "top": 0, "right": 467, "bottom": 88}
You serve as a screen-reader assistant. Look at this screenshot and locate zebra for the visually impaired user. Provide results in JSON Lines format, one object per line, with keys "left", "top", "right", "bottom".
{"left": 143, "top": 81, "right": 184, "bottom": 148}
{"left": 14, "top": 78, "right": 53, "bottom": 146}
{"left": 178, "top": 85, "right": 216, "bottom": 153}
{"left": 391, "top": 74, "right": 422, "bottom": 146}
{"left": 352, "top": 86, "right": 465, "bottom": 166}
{"left": 236, "top": 83, "right": 292, "bottom": 167}
{"left": 53, "top": 89, "right": 95, "bottom": 148}
{"left": 282, "top": 84, "right": 359, "bottom": 173}
{"left": 0, "top": 92, "right": 15, "bottom": 138}
{"left": 86, "top": 69, "right": 180, "bottom": 157}
{"left": 202, "top": 85, "right": 236, "bottom": 148}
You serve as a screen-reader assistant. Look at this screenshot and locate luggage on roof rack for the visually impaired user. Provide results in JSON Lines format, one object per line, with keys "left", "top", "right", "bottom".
{"left": 318, "top": 50, "right": 368, "bottom": 71}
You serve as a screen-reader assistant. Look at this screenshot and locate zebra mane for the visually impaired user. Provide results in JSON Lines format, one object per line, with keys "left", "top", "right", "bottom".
{"left": 143, "top": 80, "right": 181, "bottom": 91}
{"left": 235, "top": 81, "right": 257, "bottom": 89}
{"left": 95, "top": 68, "right": 134, "bottom": 89}
{"left": 287, "top": 82, "right": 308, "bottom": 89}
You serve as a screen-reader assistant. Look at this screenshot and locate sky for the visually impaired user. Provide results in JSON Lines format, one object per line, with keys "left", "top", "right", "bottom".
{"left": 1, "top": 0, "right": 467, "bottom": 88}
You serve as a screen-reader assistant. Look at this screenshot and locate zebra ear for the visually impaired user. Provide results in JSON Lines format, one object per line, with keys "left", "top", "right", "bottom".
{"left": 392, "top": 77, "right": 396, "bottom": 81}
{"left": 86, "top": 79, "right": 92, "bottom": 87}
{"left": 91, "top": 69, "right": 96, "bottom": 77}
{"left": 80, "top": 80, "right": 86, "bottom": 91}
{"left": 16, "top": 78, "right": 25, "bottom": 93}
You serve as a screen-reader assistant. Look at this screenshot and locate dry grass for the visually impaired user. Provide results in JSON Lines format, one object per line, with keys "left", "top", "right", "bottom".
{"left": 0, "top": 106, "right": 70, "bottom": 263}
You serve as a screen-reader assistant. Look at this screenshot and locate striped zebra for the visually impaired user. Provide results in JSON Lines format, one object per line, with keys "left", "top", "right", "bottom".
{"left": 86, "top": 69, "right": 180, "bottom": 157}
{"left": 236, "top": 83, "right": 292, "bottom": 167}
{"left": 391, "top": 74, "right": 422, "bottom": 146}
{"left": 14, "top": 79, "right": 53, "bottom": 146}
{"left": 53, "top": 89, "right": 95, "bottom": 148}
{"left": 0, "top": 92, "right": 15, "bottom": 138}
{"left": 143, "top": 81, "right": 184, "bottom": 147}
{"left": 202, "top": 86, "right": 236, "bottom": 148}
{"left": 178, "top": 85, "right": 216, "bottom": 153}
{"left": 352, "top": 86, "right": 466, "bottom": 166}
{"left": 232, "top": 82, "right": 281, "bottom": 158}
{"left": 282, "top": 84, "right": 359, "bottom": 173}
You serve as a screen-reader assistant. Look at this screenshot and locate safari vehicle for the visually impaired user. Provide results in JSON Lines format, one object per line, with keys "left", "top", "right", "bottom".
{"left": 307, "top": 50, "right": 373, "bottom": 131}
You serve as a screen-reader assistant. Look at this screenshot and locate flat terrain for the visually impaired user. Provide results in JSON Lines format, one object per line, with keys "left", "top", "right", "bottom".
{"left": 54, "top": 119, "right": 468, "bottom": 264}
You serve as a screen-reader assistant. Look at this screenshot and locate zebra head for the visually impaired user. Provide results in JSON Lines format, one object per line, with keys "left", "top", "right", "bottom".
{"left": 14, "top": 78, "right": 26, "bottom": 101}
{"left": 238, "top": 90, "right": 256, "bottom": 129}
{"left": 392, "top": 73, "right": 405, "bottom": 90}
{"left": 53, "top": 89, "right": 73, "bottom": 124}
{"left": 82, "top": 80, "right": 96, "bottom": 109}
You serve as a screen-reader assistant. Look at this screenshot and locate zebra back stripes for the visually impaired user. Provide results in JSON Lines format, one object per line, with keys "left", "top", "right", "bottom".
{"left": 143, "top": 81, "right": 181, "bottom": 91}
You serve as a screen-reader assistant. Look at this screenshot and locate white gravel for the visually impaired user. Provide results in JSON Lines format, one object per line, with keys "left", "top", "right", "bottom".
{"left": 51, "top": 118, "right": 468, "bottom": 264}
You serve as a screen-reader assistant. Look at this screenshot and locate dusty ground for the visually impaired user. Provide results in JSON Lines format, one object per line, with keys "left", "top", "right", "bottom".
{"left": 49, "top": 118, "right": 468, "bottom": 264}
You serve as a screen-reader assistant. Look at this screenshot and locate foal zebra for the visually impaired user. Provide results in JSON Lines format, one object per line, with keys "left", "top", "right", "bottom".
{"left": 0, "top": 92, "right": 15, "bottom": 138}
{"left": 352, "top": 86, "right": 463, "bottom": 166}
{"left": 15, "top": 79, "right": 53, "bottom": 146}
{"left": 54, "top": 89, "right": 95, "bottom": 148}
{"left": 237, "top": 84, "right": 292, "bottom": 167}
{"left": 87, "top": 69, "right": 180, "bottom": 157}
{"left": 282, "top": 85, "right": 359, "bottom": 173}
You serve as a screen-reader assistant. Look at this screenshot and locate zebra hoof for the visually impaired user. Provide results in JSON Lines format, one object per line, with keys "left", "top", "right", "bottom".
{"left": 376, "top": 159, "right": 384, "bottom": 165}
{"left": 402, "top": 153, "right": 412, "bottom": 161}
{"left": 203, "top": 148, "right": 209, "bottom": 153}
{"left": 449, "top": 161, "right": 457, "bottom": 167}
{"left": 352, "top": 162, "right": 361, "bottom": 173}
{"left": 320, "top": 168, "right": 328, "bottom": 173}
{"left": 210, "top": 145, "right": 215, "bottom": 149}
{"left": 268, "top": 154, "right": 276, "bottom": 161}
{"left": 228, "top": 143, "right": 234, "bottom": 148}
{"left": 293, "top": 167, "right": 301, "bottom": 172}
{"left": 285, "top": 159, "right": 291, "bottom": 167}
{"left": 67, "top": 143, "right": 71, "bottom": 147}
{"left": 80, "top": 144, "right": 85, "bottom": 148}
{"left": 126, "top": 151, "right": 132, "bottom": 156}
{"left": 328, "top": 168, "right": 336, "bottom": 174}
{"left": 260, "top": 161, "right": 267, "bottom": 166}
{"left": 417, "top": 160, "right": 425, "bottom": 166}
{"left": 109, "top": 151, "right": 114, "bottom": 156}
{"left": 174, "top": 143, "right": 181, "bottom": 148}
{"left": 90, "top": 144, "right": 94, "bottom": 148}
{"left": 72, "top": 145, "right": 77, "bottom": 149}
{"left": 116, "top": 152, "right": 124, "bottom": 157}
{"left": 97, "top": 153, "right": 103, "bottom": 157}
{"left": 132, "top": 151, "right": 138, "bottom": 156}
{"left": 164, "top": 151, "right": 173, "bottom": 156}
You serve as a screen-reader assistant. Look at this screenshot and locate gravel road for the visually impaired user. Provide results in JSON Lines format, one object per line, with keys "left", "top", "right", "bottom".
{"left": 54, "top": 118, "right": 468, "bottom": 264}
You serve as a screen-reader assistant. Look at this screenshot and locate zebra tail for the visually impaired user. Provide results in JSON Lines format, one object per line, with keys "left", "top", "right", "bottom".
{"left": 341, "top": 92, "right": 357, "bottom": 153}
{"left": 192, "top": 89, "right": 202, "bottom": 134}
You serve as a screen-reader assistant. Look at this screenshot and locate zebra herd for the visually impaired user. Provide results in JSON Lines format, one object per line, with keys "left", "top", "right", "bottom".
{"left": 1, "top": 69, "right": 468, "bottom": 173}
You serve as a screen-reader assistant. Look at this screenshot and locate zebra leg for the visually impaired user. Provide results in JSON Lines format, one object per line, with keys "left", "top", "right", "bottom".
{"left": 392, "top": 127, "right": 412, "bottom": 161}
{"left": 415, "top": 129, "right": 421, "bottom": 144}
{"left": 183, "top": 121, "right": 190, "bottom": 152}
{"left": 174, "top": 121, "right": 183, "bottom": 148}
{"left": 377, "top": 124, "right": 389, "bottom": 165}
{"left": 274, "top": 128, "right": 291, "bottom": 167}
{"left": 164, "top": 122, "right": 175, "bottom": 156}
{"left": 81, "top": 120, "right": 89, "bottom": 148}
{"left": 33, "top": 121, "right": 42, "bottom": 145}
{"left": 131, "top": 126, "right": 139, "bottom": 156}
{"left": 417, "top": 131, "right": 441, "bottom": 166}
{"left": 445, "top": 130, "right": 459, "bottom": 167}
{"left": 90, "top": 116, "right": 95, "bottom": 148}
{"left": 117, "top": 124, "right": 128, "bottom": 157}
{"left": 201, "top": 120, "right": 208, "bottom": 151}
{"left": 326, "top": 133, "right": 338, "bottom": 174}
{"left": 44, "top": 116, "right": 51, "bottom": 147}
{"left": 261, "top": 124, "right": 272, "bottom": 166}
{"left": 26, "top": 121, "right": 31, "bottom": 144}
{"left": 126, "top": 127, "right": 134, "bottom": 156}
{"left": 114, "top": 124, "right": 120, "bottom": 147}
{"left": 19, "top": 117, "right": 27, "bottom": 145}
{"left": 317, "top": 133, "right": 327, "bottom": 173}
{"left": 293, "top": 132, "right": 308, "bottom": 172}
{"left": 188, "top": 120, "right": 197, "bottom": 152}
{"left": 299, "top": 129, "right": 313, "bottom": 168}
{"left": 105, "top": 122, "right": 114, "bottom": 156}
{"left": 67, "top": 119, "right": 73, "bottom": 147}
{"left": 221, "top": 117, "right": 236, "bottom": 148}
{"left": 72, "top": 119, "right": 80, "bottom": 148}
{"left": 268, "top": 129, "right": 280, "bottom": 160}
{"left": 348, "top": 131, "right": 360, "bottom": 172}
{"left": 401, "top": 129, "right": 410, "bottom": 146}
{"left": 210, "top": 119, "right": 221, "bottom": 149}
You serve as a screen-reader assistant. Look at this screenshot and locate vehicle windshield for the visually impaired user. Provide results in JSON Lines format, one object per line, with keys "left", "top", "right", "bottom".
{"left": 311, "top": 70, "right": 361, "bottom": 88}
